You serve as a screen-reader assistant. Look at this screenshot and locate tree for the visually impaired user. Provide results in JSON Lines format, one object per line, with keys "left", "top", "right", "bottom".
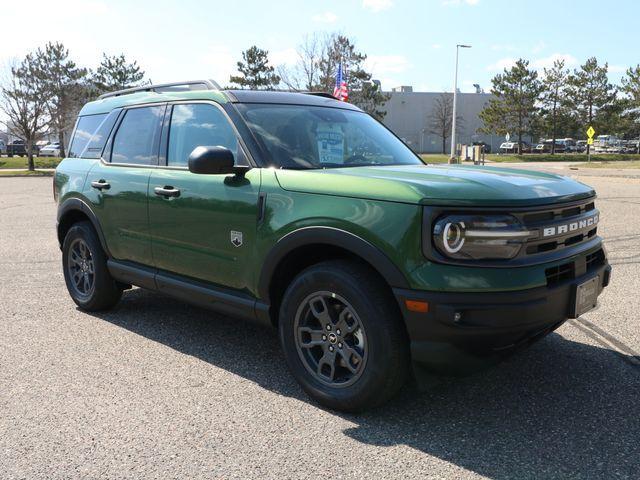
{"left": 427, "top": 93, "right": 463, "bottom": 154}
{"left": 621, "top": 65, "right": 640, "bottom": 105}
{"left": 319, "top": 34, "right": 390, "bottom": 120}
{"left": 565, "top": 57, "right": 616, "bottom": 153}
{"left": 278, "top": 33, "right": 326, "bottom": 91}
{"left": 34, "top": 42, "right": 88, "bottom": 157}
{"left": 479, "top": 59, "right": 542, "bottom": 154}
{"left": 278, "top": 33, "right": 389, "bottom": 119}
{"left": 229, "top": 46, "right": 280, "bottom": 90}
{"left": 91, "top": 53, "right": 146, "bottom": 94}
{"left": 540, "top": 59, "right": 568, "bottom": 154}
{"left": 620, "top": 66, "right": 640, "bottom": 148}
{"left": 0, "top": 56, "right": 50, "bottom": 170}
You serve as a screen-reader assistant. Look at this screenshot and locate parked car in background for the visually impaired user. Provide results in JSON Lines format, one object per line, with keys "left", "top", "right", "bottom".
{"left": 7, "top": 139, "right": 51, "bottom": 156}
{"left": 557, "top": 138, "right": 577, "bottom": 153}
{"left": 575, "top": 140, "right": 587, "bottom": 153}
{"left": 520, "top": 141, "right": 533, "bottom": 153}
{"left": 535, "top": 140, "right": 565, "bottom": 154}
{"left": 472, "top": 141, "right": 491, "bottom": 154}
{"left": 40, "top": 142, "right": 61, "bottom": 157}
{"left": 7, "top": 140, "right": 28, "bottom": 157}
{"left": 594, "top": 135, "right": 619, "bottom": 153}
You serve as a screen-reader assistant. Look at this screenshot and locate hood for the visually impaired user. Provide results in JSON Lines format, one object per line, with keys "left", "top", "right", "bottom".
{"left": 274, "top": 164, "right": 595, "bottom": 207}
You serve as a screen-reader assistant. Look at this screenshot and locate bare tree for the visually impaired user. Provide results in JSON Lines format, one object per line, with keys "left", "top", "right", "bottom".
{"left": 278, "top": 33, "right": 329, "bottom": 91}
{"left": 428, "top": 93, "right": 463, "bottom": 154}
{"left": 0, "top": 56, "right": 49, "bottom": 170}
{"left": 276, "top": 33, "right": 389, "bottom": 118}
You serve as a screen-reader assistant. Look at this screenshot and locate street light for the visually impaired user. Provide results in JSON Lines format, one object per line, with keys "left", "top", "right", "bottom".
{"left": 450, "top": 44, "right": 471, "bottom": 164}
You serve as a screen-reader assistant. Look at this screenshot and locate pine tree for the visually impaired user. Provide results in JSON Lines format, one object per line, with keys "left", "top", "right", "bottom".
{"left": 540, "top": 59, "right": 568, "bottom": 154}
{"left": 229, "top": 46, "right": 280, "bottom": 90}
{"left": 91, "top": 53, "right": 146, "bottom": 94}
{"left": 621, "top": 65, "right": 640, "bottom": 146}
{"left": 479, "top": 59, "right": 542, "bottom": 154}
{"left": 318, "top": 35, "right": 389, "bottom": 120}
{"left": 622, "top": 65, "right": 640, "bottom": 105}
{"left": 565, "top": 57, "right": 616, "bottom": 153}
{"left": 34, "top": 42, "right": 88, "bottom": 157}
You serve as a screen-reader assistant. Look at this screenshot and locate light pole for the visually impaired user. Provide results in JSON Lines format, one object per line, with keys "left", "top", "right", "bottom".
{"left": 450, "top": 44, "right": 471, "bottom": 164}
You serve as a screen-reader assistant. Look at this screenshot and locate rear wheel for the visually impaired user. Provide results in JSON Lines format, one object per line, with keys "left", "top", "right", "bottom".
{"left": 62, "top": 221, "right": 122, "bottom": 311}
{"left": 279, "top": 260, "right": 410, "bottom": 412}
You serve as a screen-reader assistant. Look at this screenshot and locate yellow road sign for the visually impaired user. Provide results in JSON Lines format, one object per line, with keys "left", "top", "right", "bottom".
{"left": 587, "top": 126, "right": 595, "bottom": 138}
{"left": 587, "top": 137, "right": 594, "bottom": 145}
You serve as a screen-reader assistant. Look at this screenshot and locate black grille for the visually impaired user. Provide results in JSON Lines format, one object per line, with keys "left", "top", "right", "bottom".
{"left": 520, "top": 199, "right": 599, "bottom": 258}
{"left": 544, "top": 248, "right": 605, "bottom": 286}
{"left": 586, "top": 249, "right": 605, "bottom": 270}
{"left": 545, "top": 262, "right": 575, "bottom": 285}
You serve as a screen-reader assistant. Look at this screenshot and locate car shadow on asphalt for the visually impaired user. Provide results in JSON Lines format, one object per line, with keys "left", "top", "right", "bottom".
{"left": 91, "top": 287, "right": 640, "bottom": 479}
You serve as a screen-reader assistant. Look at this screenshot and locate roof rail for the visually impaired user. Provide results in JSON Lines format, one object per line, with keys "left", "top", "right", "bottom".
{"left": 303, "top": 91, "right": 338, "bottom": 100}
{"left": 98, "top": 79, "right": 221, "bottom": 99}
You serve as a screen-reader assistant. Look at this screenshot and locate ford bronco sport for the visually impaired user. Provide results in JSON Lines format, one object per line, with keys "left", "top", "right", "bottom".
{"left": 54, "top": 80, "right": 611, "bottom": 412}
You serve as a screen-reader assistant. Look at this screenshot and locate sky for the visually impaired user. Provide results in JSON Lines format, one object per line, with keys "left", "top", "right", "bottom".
{"left": 2, "top": 0, "right": 639, "bottom": 93}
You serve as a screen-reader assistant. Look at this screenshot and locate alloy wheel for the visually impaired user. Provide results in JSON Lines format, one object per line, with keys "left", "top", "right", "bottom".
{"left": 67, "top": 238, "right": 96, "bottom": 299}
{"left": 293, "top": 291, "right": 368, "bottom": 387}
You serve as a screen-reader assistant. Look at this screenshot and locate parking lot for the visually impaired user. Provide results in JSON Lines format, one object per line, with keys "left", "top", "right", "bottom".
{"left": 1, "top": 171, "right": 639, "bottom": 479}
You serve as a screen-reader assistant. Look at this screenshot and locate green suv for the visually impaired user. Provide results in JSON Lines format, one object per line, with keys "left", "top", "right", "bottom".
{"left": 54, "top": 80, "right": 611, "bottom": 411}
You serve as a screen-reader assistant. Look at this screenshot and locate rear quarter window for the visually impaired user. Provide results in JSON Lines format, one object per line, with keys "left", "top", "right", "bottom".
{"left": 68, "top": 110, "right": 120, "bottom": 159}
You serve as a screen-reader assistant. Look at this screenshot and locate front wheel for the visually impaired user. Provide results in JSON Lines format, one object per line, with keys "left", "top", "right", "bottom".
{"left": 62, "top": 221, "right": 122, "bottom": 311}
{"left": 279, "top": 260, "right": 410, "bottom": 412}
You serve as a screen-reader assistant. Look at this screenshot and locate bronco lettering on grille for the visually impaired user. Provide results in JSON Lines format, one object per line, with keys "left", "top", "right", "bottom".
{"left": 542, "top": 214, "right": 599, "bottom": 237}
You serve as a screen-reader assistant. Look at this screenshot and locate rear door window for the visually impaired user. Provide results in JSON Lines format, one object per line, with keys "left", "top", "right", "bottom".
{"left": 111, "top": 106, "right": 165, "bottom": 165}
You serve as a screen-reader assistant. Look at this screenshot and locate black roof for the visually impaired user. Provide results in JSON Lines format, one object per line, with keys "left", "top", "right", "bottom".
{"left": 224, "top": 90, "right": 362, "bottom": 111}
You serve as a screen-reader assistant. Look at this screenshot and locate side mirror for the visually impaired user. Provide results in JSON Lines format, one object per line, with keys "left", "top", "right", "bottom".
{"left": 188, "top": 146, "right": 249, "bottom": 176}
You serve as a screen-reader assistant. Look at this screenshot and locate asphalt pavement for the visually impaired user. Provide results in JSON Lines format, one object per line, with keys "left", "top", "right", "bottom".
{"left": 1, "top": 172, "right": 639, "bottom": 479}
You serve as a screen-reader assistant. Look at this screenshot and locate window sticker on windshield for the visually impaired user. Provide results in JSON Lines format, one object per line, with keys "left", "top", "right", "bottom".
{"left": 317, "top": 123, "right": 344, "bottom": 164}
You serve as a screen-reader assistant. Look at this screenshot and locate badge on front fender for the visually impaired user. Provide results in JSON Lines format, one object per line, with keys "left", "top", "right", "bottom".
{"left": 230, "top": 230, "right": 243, "bottom": 247}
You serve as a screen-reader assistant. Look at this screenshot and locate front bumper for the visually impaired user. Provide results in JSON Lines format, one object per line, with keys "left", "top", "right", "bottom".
{"left": 394, "top": 259, "right": 611, "bottom": 371}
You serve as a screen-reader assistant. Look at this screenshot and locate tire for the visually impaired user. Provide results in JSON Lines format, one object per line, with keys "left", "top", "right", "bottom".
{"left": 279, "top": 260, "right": 410, "bottom": 412}
{"left": 62, "top": 221, "right": 122, "bottom": 311}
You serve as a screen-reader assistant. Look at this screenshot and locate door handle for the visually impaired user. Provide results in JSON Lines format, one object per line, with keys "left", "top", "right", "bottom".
{"left": 154, "top": 186, "right": 181, "bottom": 198}
{"left": 91, "top": 179, "right": 110, "bottom": 190}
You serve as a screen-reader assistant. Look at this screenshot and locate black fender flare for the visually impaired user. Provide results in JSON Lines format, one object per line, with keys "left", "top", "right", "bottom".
{"left": 57, "top": 197, "right": 110, "bottom": 256}
{"left": 257, "top": 226, "right": 410, "bottom": 301}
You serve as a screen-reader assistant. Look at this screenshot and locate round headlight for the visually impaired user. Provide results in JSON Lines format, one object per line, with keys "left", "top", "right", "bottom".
{"left": 442, "top": 221, "right": 466, "bottom": 253}
{"left": 431, "top": 214, "right": 530, "bottom": 261}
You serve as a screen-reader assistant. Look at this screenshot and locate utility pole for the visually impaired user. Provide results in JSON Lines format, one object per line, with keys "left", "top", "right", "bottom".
{"left": 450, "top": 44, "right": 471, "bottom": 164}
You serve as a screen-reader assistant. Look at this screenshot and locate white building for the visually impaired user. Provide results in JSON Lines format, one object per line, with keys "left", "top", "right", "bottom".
{"left": 381, "top": 87, "right": 502, "bottom": 154}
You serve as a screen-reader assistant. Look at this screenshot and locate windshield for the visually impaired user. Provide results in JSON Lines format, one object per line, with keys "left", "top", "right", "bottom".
{"left": 236, "top": 104, "right": 423, "bottom": 169}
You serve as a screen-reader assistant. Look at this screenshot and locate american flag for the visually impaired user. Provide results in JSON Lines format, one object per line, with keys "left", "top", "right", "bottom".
{"left": 333, "top": 62, "right": 348, "bottom": 102}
